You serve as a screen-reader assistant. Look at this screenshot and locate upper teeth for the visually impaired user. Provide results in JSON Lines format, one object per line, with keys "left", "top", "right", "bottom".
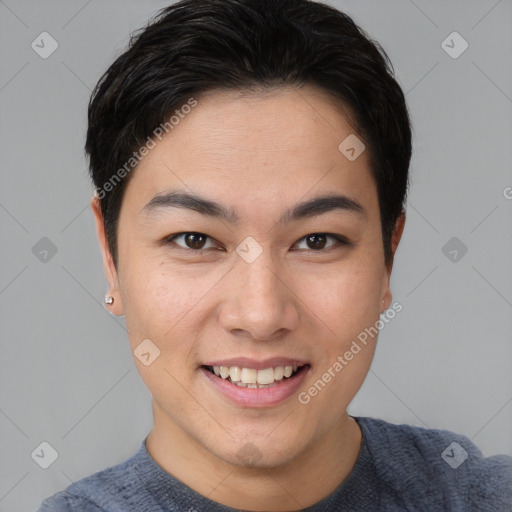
{"left": 212, "top": 365, "right": 299, "bottom": 386}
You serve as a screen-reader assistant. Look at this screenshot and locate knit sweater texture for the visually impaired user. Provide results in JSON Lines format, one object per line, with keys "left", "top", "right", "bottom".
{"left": 37, "top": 416, "right": 512, "bottom": 511}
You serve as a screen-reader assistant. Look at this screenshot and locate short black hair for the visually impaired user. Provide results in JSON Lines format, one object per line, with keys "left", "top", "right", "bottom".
{"left": 86, "top": 0, "right": 412, "bottom": 268}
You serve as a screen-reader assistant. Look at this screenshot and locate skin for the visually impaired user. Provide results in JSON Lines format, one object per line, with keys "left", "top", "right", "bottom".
{"left": 91, "top": 84, "right": 405, "bottom": 511}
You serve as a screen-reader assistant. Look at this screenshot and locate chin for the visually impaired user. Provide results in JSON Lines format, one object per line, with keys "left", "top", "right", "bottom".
{"left": 209, "top": 432, "right": 310, "bottom": 470}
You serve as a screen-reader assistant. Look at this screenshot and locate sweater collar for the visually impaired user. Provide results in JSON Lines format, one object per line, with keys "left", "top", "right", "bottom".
{"left": 132, "top": 416, "right": 372, "bottom": 511}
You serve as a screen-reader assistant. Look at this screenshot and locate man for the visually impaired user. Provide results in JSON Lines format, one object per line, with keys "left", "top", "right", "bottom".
{"left": 38, "top": 0, "right": 512, "bottom": 510}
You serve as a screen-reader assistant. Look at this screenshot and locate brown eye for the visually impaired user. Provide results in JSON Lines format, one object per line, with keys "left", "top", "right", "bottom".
{"left": 184, "top": 233, "right": 207, "bottom": 249}
{"left": 305, "top": 234, "right": 328, "bottom": 250}
{"left": 165, "top": 232, "right": 217, "bottom": 250}
{"left": 295, "top": 233, "right": 349, "bottom": 251}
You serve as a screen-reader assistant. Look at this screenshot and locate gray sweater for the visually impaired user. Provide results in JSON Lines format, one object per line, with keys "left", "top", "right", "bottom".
{"left": 36, "top": 416, "right": 512, "bottom": 511}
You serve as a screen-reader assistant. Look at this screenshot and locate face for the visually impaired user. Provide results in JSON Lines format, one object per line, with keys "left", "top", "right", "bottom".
{"left": 92, "top": 85, "right": 403, "bottom": 469}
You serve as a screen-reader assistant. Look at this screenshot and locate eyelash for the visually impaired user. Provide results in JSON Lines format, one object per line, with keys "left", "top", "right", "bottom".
{"left": 162, "top": 232, "right": 351, "bottom": 252}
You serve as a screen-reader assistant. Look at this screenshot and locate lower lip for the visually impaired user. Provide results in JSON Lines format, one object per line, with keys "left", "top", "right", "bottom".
{"left": 200, "top": 366, "right": 310, "bottom": 408}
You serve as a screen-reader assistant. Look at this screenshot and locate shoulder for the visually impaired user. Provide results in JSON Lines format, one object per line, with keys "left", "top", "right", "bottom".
{"left": 357, "top": 415, "right": 483, "bottom": 462}
{"left": 36, "top": 491, "right": 103, "bottom": 511}
{"left": 36, "top": 442, "right": 150, "bottom": 511}
{"left": 467, "top": 452, "right": 512, "bottom": 511}
{"left": 355, "top": 416, "right": 512, "bottom": 509}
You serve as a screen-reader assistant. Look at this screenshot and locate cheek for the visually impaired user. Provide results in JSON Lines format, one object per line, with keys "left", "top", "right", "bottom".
{"left": 125, "top": 274, "right": 189, "bottom": 330}
{"left": 303, "top": 255, "right": 383, "bottom": 339}
{"left": 121, "top": 270, "right": 204, "bottom": 397}
{"left": 121, "top": 263, "right": 217, "bottom": 370}
{"left": 296, "top": 263, "right": 382, "bottom": 416}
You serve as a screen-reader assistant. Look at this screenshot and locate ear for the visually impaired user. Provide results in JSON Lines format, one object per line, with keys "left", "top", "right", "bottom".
{"left": 380, "top": 211, "right": 406, "bottom": 311}
{"left": 90, "top": 195, "right": 124, "bottom": 316}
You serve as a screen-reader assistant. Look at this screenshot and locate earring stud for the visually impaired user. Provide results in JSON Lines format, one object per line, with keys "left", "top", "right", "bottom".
{"left": 104, "top": 296, "right": 114, "bottom": 305}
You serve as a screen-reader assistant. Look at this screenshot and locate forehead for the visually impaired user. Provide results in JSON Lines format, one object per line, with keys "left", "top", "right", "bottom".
{"left": 122, "top": 85, "right": 378, "bottom": 221}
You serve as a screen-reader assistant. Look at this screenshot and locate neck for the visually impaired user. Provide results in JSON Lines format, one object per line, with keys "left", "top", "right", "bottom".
{"left": 146, "top": 405, "right": 362, "bottom": 511}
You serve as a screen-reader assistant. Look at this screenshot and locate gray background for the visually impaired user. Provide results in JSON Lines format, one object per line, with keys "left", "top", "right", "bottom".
{"left": 1, "top": 0, "right": 511, "bottom": 510}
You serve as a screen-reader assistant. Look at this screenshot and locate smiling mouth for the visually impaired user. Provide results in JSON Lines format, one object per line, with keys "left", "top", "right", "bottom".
{"left": 203, "top": 364, "right": 309, "bottom": 389}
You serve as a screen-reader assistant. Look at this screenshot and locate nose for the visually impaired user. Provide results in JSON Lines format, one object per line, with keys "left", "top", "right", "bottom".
{"left": 218, "top": 248, "right": 300, "bottom": 342}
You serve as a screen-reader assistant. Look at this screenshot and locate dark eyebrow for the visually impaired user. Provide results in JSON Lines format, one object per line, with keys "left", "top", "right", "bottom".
{"left": 142, "top": 191, "right": 239, "bottom": 224}
{"left": 281, "top": 193, "right": 365, "bottom": 223}
{"left": 141, "top": 190, "right": 365, "bottom": 224}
